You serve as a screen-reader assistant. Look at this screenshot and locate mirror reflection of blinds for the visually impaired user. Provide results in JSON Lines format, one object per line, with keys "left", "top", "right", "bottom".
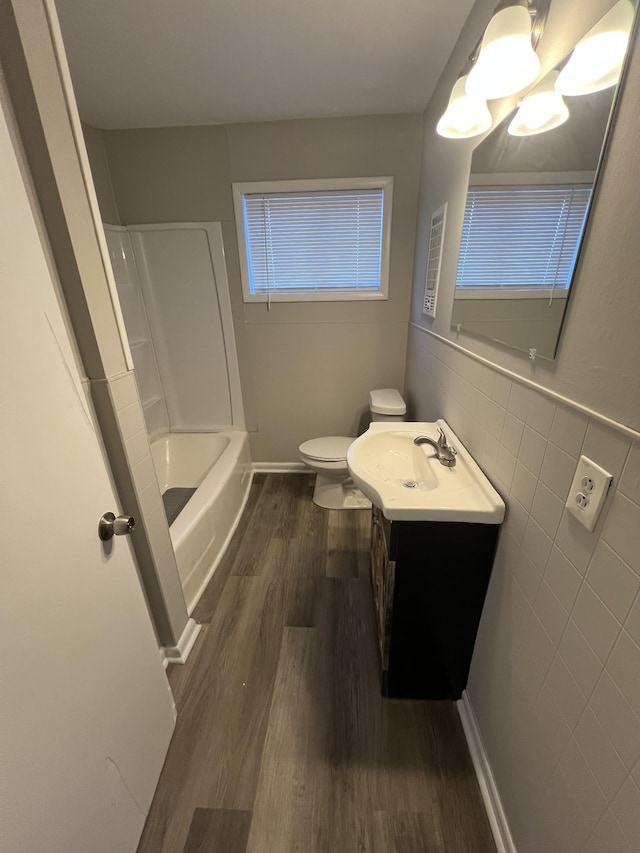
{"left": 456, "top": 185, "right": 592, "bottom": 290}
{"left": 243, "top": 189, "right": 384, "bottom": 296}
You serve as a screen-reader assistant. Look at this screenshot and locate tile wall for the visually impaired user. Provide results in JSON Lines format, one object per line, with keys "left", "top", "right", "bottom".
{"left": 92, "top": 370, "right": 188, "bottom": 646}
{"left": 405, "top": 325, "right": 640, "bottom": 853}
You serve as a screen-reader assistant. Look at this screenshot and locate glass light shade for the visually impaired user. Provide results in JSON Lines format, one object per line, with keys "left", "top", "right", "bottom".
{"left": 466, "top": 5, "right": 541, "bottom": 100}
{"left": 555, "top": 0, "right": 634, "bottom": 96}
{"left": 508, "top": 71, "right": 569, "bottom": 136}
{"left": 436, "top": 76, "right": 492, "bottom": 139}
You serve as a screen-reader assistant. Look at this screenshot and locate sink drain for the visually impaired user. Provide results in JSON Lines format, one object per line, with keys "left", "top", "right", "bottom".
{"left": 402, "top": 480, "right": 418, "bottom": 489}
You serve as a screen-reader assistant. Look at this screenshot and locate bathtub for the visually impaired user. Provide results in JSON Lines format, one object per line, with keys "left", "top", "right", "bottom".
{"left": 150, "top": 431, "right": 252, "bottom": 613}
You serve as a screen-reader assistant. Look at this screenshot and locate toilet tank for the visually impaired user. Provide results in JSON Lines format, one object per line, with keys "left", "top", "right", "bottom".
{"left": 369, "top": 388, "right": 407, "bottom": 422}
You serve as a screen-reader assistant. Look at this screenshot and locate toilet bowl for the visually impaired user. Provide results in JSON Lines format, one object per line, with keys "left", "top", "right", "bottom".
{"left": 299, "top": 436, "right": 370, "bottom": 510}
{"left": 299, "top": 389, "right": 406, "bottom": 510}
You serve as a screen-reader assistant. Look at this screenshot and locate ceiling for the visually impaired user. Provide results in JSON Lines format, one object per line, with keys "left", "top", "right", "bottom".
{"left": 54, "top": 0, "right": 475, "bottom": 129}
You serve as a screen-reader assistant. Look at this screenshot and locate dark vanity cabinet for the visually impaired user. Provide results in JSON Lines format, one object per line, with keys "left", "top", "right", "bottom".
{"left": 370, "top": 504, "right": 500, "bottom": 700}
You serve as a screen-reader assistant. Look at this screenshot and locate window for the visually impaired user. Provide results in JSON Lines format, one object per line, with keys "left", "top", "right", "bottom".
{"left": 233, "top": 178, "right": 393, "bottom": 303}
{"left": 455, "top": 184, "right": 592, "bottom": 298}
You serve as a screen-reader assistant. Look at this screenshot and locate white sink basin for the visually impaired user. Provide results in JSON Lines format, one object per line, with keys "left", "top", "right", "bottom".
{"left": 347, "top": 420, "right": 505, "bottom": 523}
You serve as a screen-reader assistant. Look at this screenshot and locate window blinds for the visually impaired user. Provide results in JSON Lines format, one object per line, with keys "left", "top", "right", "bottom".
{"left": 242, "top": 188, "right": 384, "bottom": 296}
{"left": 456, "top": 185, "right": 592, "bottom": 291}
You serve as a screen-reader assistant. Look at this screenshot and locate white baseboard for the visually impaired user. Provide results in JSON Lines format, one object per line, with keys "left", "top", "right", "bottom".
{"left": 163, "top": 618, "right": 202, "bottom": 665}
{"left": 252, "top": 462, "right": 307, "bottom": 473}
{"left": 457, "top": 690, "right": 516, "bottom": 853}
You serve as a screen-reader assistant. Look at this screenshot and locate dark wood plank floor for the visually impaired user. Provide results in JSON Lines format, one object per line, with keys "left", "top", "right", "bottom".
{"left": 138, "top": 473, "right": 496, "bottom": 853}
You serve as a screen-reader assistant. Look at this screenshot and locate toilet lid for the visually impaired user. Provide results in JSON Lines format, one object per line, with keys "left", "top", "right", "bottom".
{"left": 299, "top": 436, "right": 353, "bottom": 462}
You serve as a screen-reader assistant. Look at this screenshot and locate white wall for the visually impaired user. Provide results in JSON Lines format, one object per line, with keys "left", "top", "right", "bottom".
{"left": 409, "top": 0, "right": 640, "bottom": 431}
{"left": 405, "top": 1, "right": 640, "bottom": 850}
{"left": 99, "top": 114, "right": 423, "bottom": 461}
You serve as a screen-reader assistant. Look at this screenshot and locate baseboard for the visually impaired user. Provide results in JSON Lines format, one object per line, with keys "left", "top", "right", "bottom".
{"left": 163, "top": 618, "right": 202, "bottom": 665}
{"left": 252, "top": 462, "right": 307, "bottom": 473}
{"left": 457, "top": 690, "right": 516, "bottom": 853}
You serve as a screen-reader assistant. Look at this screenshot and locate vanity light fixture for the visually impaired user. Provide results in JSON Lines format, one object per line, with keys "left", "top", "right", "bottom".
{"left": 436, "top": 75, "right": 492, "bottom": 139}
{"left": 555, "top": 0, "right": 634, "bottom": 96}
{"left": 508, "top": 70, "right": 569, "bottom": 135}
{"left": 465, "top": 2, "right": 548, "bottom": 100}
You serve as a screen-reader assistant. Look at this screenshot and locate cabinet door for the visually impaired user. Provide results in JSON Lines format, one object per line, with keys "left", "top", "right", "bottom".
{"left": 370, "top": 507, "right": 395, "bottom": 672}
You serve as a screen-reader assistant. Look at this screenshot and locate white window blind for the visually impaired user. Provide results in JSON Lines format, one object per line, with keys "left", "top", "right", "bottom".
{"left": 241, "top": 187, "right": 386, "bottom": 299}
{"left": 456, "top": 185, "right": 592, "bottom": 292}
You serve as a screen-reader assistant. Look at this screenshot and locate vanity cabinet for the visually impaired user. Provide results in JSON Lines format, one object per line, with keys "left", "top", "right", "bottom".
{"left": 369, "top": 504, "right": 500, "bottom": 700}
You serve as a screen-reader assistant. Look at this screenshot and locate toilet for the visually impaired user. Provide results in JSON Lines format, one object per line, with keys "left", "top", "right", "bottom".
{"left": 299, "top": 389, "right": 407, "bottom": 509}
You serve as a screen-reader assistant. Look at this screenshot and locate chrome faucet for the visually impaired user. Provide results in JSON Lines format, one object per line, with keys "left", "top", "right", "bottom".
{"left": 414, "top": 428, "right": 457, "bottom": 467}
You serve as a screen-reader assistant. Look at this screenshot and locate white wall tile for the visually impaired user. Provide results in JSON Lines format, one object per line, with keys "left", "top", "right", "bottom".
{"left": 404, "top": 335, "right": 640, "bottom": 853}
{"left": 520, "top": 425, "right": 547, "bottom": 476}
{"left": 619, "top": 442, "right": 640, "bottom": 505}
{"left": 124, "top": 427, "right": 151, "bottom": 469}
{"left": 495, "top": 445, "right": 517, "bottom": 492}
{"left": 501, "top": 412, "right": 524, "bottom": 456}
{"left": 534, "top": 580, "right": 569, "bottom": 645}
{"left": 532, "top": 684, "right": 572, "bottom": 769}
{"left": 582, "top": 420, "right": 632, "bottom": 481}
{"left": 165, "top": 585, "right": 189, "bottom": 636}
{"left": 590, "top": 672, "right": 640, "bottom": 770}
{"left": 132, "top": 454, "right": 159, "bottom": 494}
{"left": 526, "top": 391, "right": 556, "bottom": 438}
{"left": 546, "top": 654, "right": 588, "bottom": 729}
{"left": 523, "top": 611, "right": 556, "bottom": 676}
{"left": 559, "top": 620, "right": 603, "bottom": 698}
{"left": 538, "top": 767, "right": 590, "bottom": 853}
{"left": 531, "top": 481, "right": 564, "bottom": 539}
{"left": 511, "top": 461, "right": 537, "bottom": 511}
{"left": 492, "top": 373, "right": 512, "bottom": 408}
{"left": 544, "top": 545, "right": 583, "bottom": 611}
{"left": 624, "top": 593, "right": 640, "bottom": 648}
{"left": 601, "top": 492, "right": 640, "bottom": 575}
{"left": 612, "top": 776, "right": 640, "bottom": 849}
{"left": 513, "top": 546, "right": 543, "bottom": 604}
{"left": 109, "top": 370, "right": 138, "bottom": 411}
{"left": 550, "top": 404, "right": 588, "bottom": 458}
{"left": 120, "top": 400, "right": 146, "bottom": 440}
{"left": 487, "top": 399, "right": 506, "bottom": 439}
{"left": 479, "top": 364, "right": 496, "bottom": 397}
{"left": 503, "top": 495, "right": 528, "bottom": 544}
{"left": 482, "top": 431, "right": 499, "bottom": 473}
{"left": 540, "top": 442, "right": 578, "bottom": 500}
{"left": 522, "top": 517, "right": 553, "bottom": 574}
{"left": 154, "top": 546, "right": 181, "bottom": 594}
{"left": 555, "top": 510, "right": 598, "bottom": 575}
{"left": 575, "top": 706, "right": 627, "bottom": 801}
{"left": 582, "top": 807, "right": 634, "bottom": 853}
{"left": 572, "top": 583, "right": 621, "bottom": 663}
{"left": 559, "top": 738, "right": 608, "bottom": 836}
{"left": 606, "top": 631, "right": 640, "bottom": 718}
{"left": 507, "top": 381, "right": 533, "bottom": 423}
{"left": 587, "top": 541, "right": 639, "bottom": 624}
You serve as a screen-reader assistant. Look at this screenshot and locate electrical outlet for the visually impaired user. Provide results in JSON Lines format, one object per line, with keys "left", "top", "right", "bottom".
{"left": 565, "top": 455, "right": 613, "bottom": 532}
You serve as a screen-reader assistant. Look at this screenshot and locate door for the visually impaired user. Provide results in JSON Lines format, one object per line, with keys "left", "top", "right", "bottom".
{"left": 0, "top": 81, "right": 175, "bottom": 852}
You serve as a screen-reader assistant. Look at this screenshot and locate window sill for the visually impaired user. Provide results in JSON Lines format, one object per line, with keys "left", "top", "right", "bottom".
{"left": 455, "top": 288, "right": 569, "bottom": 301}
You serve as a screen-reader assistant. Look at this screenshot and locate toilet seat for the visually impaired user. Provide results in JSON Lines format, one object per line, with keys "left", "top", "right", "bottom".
{"left": 299, "top": 436, "right": 353, "bottom": 462}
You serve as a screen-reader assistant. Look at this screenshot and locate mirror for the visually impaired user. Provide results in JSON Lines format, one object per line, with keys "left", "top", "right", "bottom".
{"left": 451, "top": 4, "right": 635, "bottom": 360}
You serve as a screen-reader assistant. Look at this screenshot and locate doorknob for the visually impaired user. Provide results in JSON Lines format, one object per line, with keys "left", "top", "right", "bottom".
{"left": 99, "top": 512, "right": 135, "bottom": 541}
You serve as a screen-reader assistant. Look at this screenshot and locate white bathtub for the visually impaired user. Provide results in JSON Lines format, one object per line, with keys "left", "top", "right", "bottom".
{"left": 150, "top": 431, "right": 252, "bottom": 613}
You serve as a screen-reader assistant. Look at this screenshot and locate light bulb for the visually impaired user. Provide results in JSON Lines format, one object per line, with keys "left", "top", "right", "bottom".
{"left": 555, "top": 0, "right": 634, "bottom": 96}
{"left": 509, "top": 71, "right": 569, "bottom": 136}
{"left": 466, "top": 5, "right": 541, "bottom": 100}
{"left": 436, "top": 76, "right": 493, "bottom": 139}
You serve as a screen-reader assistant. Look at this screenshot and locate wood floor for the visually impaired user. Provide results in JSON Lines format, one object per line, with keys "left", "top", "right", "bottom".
{"left": 138, "top": 473, "right": 496, "bottom": 853}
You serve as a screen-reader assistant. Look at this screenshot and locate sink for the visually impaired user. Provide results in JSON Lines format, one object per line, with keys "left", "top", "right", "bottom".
{"left": 347, "top": 420, "right": 505, "bottom": 523}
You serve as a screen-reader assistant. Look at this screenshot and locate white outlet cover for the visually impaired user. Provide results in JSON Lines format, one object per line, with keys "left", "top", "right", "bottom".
{"left": 565, "top": 455, "right": 613, "bottom": 532}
